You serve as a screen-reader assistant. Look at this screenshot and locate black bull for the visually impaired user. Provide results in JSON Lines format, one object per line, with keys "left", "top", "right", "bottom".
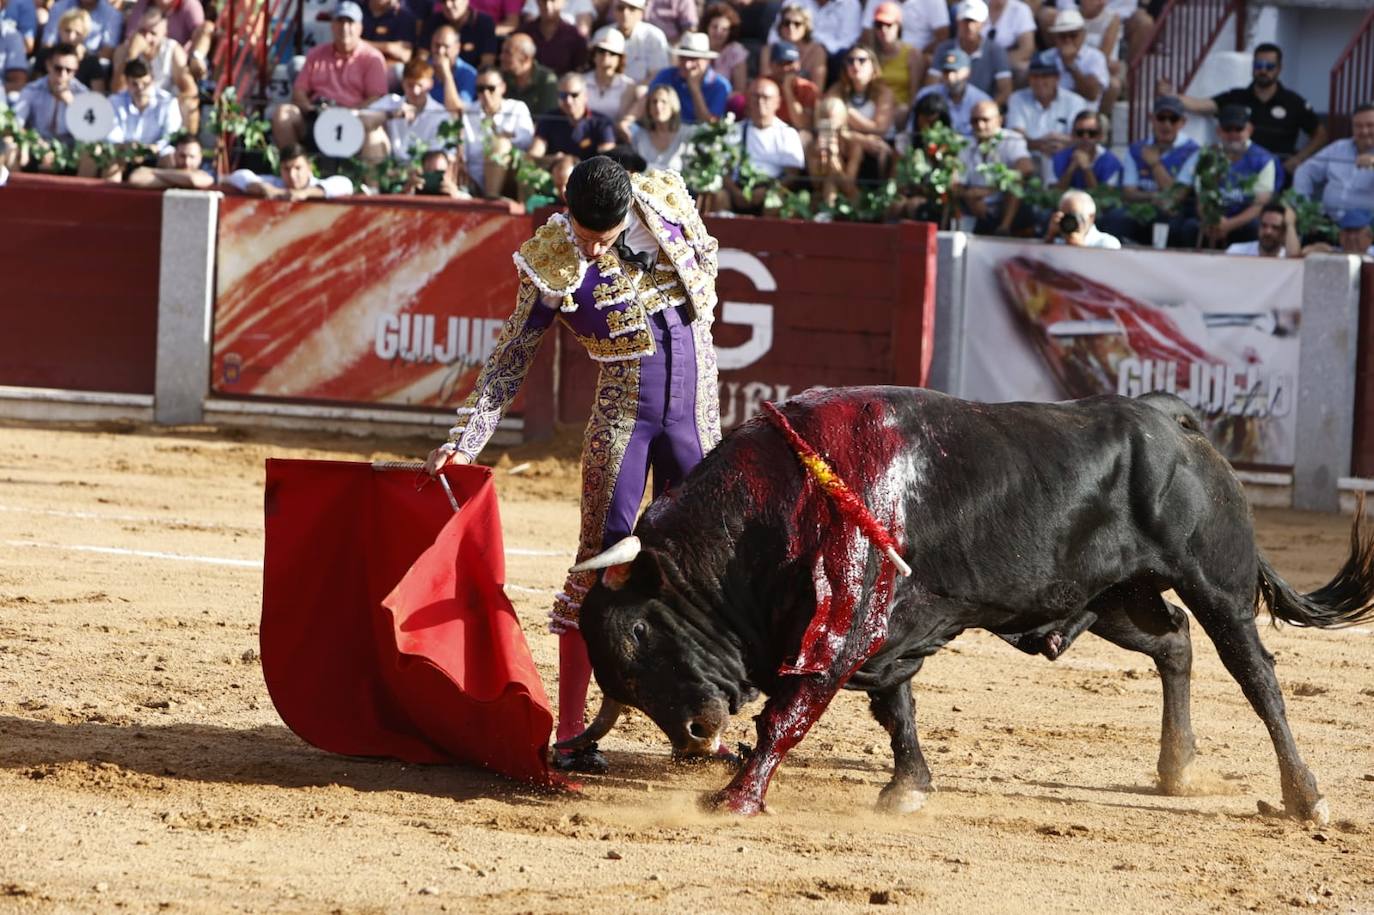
{"left": 557, "top": 387, "right": 1374, "bottom": 820}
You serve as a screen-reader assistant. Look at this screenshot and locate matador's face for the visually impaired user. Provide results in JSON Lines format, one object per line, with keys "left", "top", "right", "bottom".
{"left": 569, "top": 215, "right": 628, "bottom": 259}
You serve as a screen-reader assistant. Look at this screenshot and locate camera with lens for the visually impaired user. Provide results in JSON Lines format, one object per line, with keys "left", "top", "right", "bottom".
{"left": 1059, "top": 212, "right": 1081, "bottom": 235}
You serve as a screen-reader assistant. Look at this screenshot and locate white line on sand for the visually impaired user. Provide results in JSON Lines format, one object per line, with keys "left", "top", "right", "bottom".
{"left": 0, "top": 504, "right": 567, "bottom": 558}
{"left": 3, "top": 539, "right": 561, "bottom": 596}
{"left": 4, "top": 539, "right": 261, "bottom": 568}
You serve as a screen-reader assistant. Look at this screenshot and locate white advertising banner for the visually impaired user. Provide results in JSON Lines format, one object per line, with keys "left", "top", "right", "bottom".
{"left": 958, "top": 238, "right": 1304, "bottom": 467}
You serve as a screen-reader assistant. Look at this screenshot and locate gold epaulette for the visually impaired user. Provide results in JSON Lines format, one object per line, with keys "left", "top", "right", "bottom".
{"left": 513, "top": 215, "right": 586, "bottom": 298}
{"left": 632, "top": 169, "right": 696, "bottom": 229}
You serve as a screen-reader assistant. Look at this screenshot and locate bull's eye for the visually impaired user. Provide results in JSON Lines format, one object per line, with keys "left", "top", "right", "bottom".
{"left": 630, "top": 620, "right": 647, "bottom": 647}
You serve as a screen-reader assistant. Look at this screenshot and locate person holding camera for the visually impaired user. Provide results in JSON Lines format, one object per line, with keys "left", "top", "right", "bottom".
{"left": 1045, "top": 188, "right": 1120, "bottom": 248}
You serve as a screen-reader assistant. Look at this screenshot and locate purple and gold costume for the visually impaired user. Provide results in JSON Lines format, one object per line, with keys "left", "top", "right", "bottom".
{"left": 447, "top": 169, "right": 723, "bottom": 636}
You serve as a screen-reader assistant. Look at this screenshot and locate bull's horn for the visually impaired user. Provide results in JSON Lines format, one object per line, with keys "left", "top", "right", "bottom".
{"left": 553, "top": 698, "right": 624, "bottom": 750}
{"left": 569, "top": 536, "right": 642, "bottom": 573}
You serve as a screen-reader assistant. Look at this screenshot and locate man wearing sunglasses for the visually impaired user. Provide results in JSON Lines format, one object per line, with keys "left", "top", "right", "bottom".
{"left": 529, "top": 72, "right": 617, "bottom": 163}
{"left": 1098, "top": 94, "right": 1199, "bottom": 245}
{"left": 424, "top": 155, "right": 723, "bottom": 774}
{"left": 1157, "top": 43, "right": 1324, "bottom": 177}
{"left": 459, "top": 65, "right": 535, "bottom": 197}
{"left": 1052, "top": 109, "right": 1121, "bottom": 191}
{"left": 11, "top": 42, "right": 88, "bottom": 147}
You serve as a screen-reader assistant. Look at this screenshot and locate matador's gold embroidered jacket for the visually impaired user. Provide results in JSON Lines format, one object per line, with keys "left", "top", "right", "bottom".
{"left": 446, "top": 168, "right": 721, "bottom": 460}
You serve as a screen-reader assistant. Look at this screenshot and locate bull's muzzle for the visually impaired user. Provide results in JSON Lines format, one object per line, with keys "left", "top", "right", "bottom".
{"left": 553, "top": 697, "right": 624, "bottom": 751}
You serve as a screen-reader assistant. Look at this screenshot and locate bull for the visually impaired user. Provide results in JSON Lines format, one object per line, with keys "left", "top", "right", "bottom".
{"left": 556, "top": 387, "right": 1374, "bottom": 822}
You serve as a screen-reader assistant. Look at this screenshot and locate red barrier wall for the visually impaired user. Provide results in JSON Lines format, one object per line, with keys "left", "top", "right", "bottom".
{"left": 558, "top": 218, "right": 939, "bottom": 427}
{"left": 212, "top": 196, "right": 554, "bottom": 437}
{"left": 1355, "top": 262, "right": 1374, "bottom": 478}
{"left": 0, "top": 176, "right": 162, "bottom": 395}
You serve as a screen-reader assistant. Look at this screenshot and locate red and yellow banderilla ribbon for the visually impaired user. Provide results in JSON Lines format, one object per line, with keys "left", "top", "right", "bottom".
{"left": 761, "top": 402, "right": 912, "bottom": 577}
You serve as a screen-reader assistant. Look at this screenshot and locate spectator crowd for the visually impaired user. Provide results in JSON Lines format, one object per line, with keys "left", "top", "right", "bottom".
{"left": 0, "top": 0, "right": 1369, "bottom": 258}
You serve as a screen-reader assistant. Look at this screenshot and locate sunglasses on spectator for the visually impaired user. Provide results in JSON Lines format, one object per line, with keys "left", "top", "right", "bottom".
{"left": 1253, "top": 60, "right": 1278, "bottom": 71}
{"left": 1154, "top": 113, "right": 1181, "bottom": 123}
{"left": 559, "top": 90, "right": 583, "bottom": 98}
{"left": 1074, "top": 127, "right": 1100, "bottom": 136}
{"left": 780, "top": 17, "right": 804, "bottom": 25}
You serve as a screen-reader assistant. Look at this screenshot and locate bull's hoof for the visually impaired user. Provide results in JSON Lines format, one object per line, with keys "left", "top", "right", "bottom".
{"left": 700, "top": 788, "right": 766, "bottom": 816}
{"left": 1043, "top": 631, "right": 1065, "bottom": 660}
{"left": 875, "top": 784, "right": 928, "bottom": 815}
{"left": 672, "top": 743, "right": 751, "bottom": 769}
{"left": 1258, "top": 796, "right": 1330, "bottom": 826}
{"left": 1157, "top": 771, "right": 1194, "bottom": 797}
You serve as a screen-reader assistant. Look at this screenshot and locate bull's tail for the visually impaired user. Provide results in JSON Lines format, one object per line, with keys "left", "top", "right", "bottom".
{"left": 1257, "top": 496, "right": 1374, "bottom": 629}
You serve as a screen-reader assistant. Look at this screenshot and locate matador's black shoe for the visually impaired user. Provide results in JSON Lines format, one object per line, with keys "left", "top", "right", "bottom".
{"left": 552, "top": 743, "right": 610, "bottom": 774}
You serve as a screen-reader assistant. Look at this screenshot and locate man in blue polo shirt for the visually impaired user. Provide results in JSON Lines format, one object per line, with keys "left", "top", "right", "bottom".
{"left": 427, "top": 24, "right": 476, "bottom": 109}
{"left": 1196, "top": 103, "right": 1281, "bottom": 248}
{"left": 1052, "top": 109, "right": 1122, "bottom": 190}
{"left": 1100, "top": 94, "right": 1199, "bottom": 246}
{"left": 649, "top": 30, "right": 729, "bottom": 124}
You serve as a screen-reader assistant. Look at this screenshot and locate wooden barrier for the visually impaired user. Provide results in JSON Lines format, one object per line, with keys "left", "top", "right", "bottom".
{"left": 558, "top": 218, "right": 939, "bottom": 427}
{"left": 0, "top": 176, "right": 162, "bottom": 395}
{"left": 210, "top": 196, "right": 554, "bottom": 440}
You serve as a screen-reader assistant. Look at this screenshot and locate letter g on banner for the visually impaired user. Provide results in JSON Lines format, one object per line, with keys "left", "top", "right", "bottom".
{"left": 715, "top": 249, "right": 775, "bottom": 371}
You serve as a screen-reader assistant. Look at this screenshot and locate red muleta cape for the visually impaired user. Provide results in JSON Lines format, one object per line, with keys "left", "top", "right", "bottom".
{"left": 260, "top": 459, "right": 556, "bottom": 786}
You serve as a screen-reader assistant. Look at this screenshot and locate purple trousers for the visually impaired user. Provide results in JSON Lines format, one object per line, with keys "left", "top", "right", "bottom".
{"left": 554, "top": 305, "right": 715, "bottom": 742}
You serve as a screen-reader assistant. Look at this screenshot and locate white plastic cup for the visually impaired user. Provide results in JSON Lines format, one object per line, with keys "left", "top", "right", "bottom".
{"left": 1151, "top": 222, "right": 1170, "bottom": 249}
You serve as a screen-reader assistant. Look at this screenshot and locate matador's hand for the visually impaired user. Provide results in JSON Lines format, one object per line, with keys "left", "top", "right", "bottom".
{"left": 424, "top": 446, "right": 472, "bottom": 476}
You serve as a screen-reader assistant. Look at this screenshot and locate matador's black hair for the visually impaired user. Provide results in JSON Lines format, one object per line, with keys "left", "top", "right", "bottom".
{"left": 566, "top": 156, "right": 633, "bottom": 232}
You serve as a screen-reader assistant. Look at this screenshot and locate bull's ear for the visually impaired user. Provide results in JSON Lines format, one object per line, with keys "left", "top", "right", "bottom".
{"left": 603, "top": 562, "right": 633, "bottom": 590}
{"left": 627, "top": 549, "right": 665, "bottom": 593}
{"left": 601, "top": 550, "right": 664, "bottom": 592}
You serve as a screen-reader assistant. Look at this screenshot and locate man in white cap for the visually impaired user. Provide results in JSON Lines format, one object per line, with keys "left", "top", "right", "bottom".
{"left": 1046, "top": 7, "right": 1106, "bottom": 105}
{"left": 925, "top": 0, "right": 1010, "bottom": 106}
{"left": 614, "top": 0, "right": 671, "bottom": 83}
{"left": 272, "top": 1, "right": 388, "bottom": 149}
{"left": 649, "top": 31, "right": 729, "bottom": 124}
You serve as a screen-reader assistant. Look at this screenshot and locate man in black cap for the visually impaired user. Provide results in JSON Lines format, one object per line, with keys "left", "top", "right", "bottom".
{"left": 1157, "top": 42, "right": 1324, "bottom": 177}
{"left": 1194, "top": 103, "right": 1282, "bottom": 248}
{"left": 1099, "top": 94, "right": 1199, "bottom": 245}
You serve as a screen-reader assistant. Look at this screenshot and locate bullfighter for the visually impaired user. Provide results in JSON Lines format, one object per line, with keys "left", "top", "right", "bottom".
{"left": 425, "top": 155, "right": 722, "bottom": 773}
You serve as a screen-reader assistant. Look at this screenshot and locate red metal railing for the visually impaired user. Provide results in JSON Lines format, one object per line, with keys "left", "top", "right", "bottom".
{"left": 1125, "top": 0, "right": 1247, "bottom": 143}
{"left": 1328, "top": 5, "right": 1374, "bottom": 140}
{"left": 213, "top": 0, "right": 300, "bottom": 108}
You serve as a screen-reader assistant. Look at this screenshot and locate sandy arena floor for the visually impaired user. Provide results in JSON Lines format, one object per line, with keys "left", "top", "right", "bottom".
{"left": 0, "top": 419, "right": 1371, "bottom": 914}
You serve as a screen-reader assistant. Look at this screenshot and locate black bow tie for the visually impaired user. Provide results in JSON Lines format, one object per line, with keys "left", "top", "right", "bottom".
{"left": 613, "top": 231, "right": 654, "bottom": 272}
